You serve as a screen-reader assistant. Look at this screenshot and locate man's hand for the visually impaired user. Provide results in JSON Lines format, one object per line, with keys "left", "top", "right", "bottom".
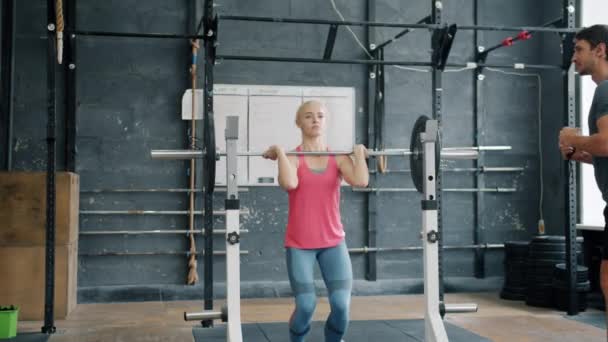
{"left": 559, "top": 127, "right": 582, "bottom": 160}
{"left": 559, "top": 142, "right": 575, "bottom": 160}
{"left": 559, "top": 127, "right": 581, "bottom": 147}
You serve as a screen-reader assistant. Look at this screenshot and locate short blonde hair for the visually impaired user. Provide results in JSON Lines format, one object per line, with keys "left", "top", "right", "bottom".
{"left": 295, "top": 100, "right": 328, "bottom": 124}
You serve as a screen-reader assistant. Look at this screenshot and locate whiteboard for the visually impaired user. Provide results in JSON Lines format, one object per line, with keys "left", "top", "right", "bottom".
{"left": 181, "top": 85, "right": 356, "bottom": 185}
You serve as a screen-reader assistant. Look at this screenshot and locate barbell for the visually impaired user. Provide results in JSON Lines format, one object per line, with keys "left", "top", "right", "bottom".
{"left": 151, "top": 147, "right": 506, "bottom": 159}
{"left": 150, "top": 115, "right": 511, "bottom": 193}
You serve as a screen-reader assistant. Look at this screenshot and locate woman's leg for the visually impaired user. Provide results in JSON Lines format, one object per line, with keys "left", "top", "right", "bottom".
{"left": 286, "top": 247, "right": 318, "bottom": 342}
{"left": 317, "top": 241, "right": 353, "bottom": 342}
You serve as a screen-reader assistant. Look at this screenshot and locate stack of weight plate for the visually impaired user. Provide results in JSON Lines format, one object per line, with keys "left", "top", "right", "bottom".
{"left": 525, "top": 235, "right": 583, "bottom": 308}
{"left": 553, "top": 263, "right": 590, "bottom": 312}
{"left": 500, "top": 241, "right": 529, "bottom": 300}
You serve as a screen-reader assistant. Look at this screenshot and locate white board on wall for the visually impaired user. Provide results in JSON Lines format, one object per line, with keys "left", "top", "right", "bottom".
{"left": 181, "top": 84, "right": 355, "bottom": 185}
{"left": 248, "top": 89, "right": 302, "bottom": 185}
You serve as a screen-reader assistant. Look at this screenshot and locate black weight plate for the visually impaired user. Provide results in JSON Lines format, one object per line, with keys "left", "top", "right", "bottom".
{"left": 500, "top": 290, "right": 526, "bottom": 301}
{"left": 409, "top": 115, "right": 439, "bottom": 193}
{"left": 529, "top": 243, "right": 583, "bottom": 252}
{"left": 552, "top": 281, "right": 591, "bottom": 291}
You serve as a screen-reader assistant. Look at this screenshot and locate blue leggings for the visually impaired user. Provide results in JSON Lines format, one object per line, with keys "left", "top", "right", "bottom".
{"left": 286, "top": 241, "right": 353, "bottom": 342}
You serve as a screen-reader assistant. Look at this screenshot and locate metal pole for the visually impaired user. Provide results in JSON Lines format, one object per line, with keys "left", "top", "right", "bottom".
{"left": 79, "top": 251, "right": 249, "bottom": 257}
{"left": 201, "top": 0, "right": 215, "bottom": 326}
{"left": 563, "top": 0, "right": 578, "bottom": 316}
{"left": 224, "top": 116, "right": 243, "bottom": 341}
{"left": 352, "top": 187, "right": 517, "bottom": 193}
{"left": 366, "top": 0, "right": 378, "bottom": 281}
{"left": 216, "top": 54, "right": 563, "bottom": 70}
{"left": 1, "top": 0, "right": 16, "bottom": 170}
{"left": 218, "top": 14, "right": 578, "bottom": 33}
{"left": 369, "top": 166, "right": 525, "bottom": 174}
{"left": 71, "top": 30, "right": 206, "bottom": 39}
{"left": 420, "top": 117, "right": 448, "bottom": 341}
{"left": 473, "top": 0, "right": 486, "bottom": 279}
{"left": 372, "top": 16, "right": 431, "bottom": 51}
{"left": 431, "top": 0, "right": 446, "bottom": 311}
{"left": 79, "top": 229, "right": 249, "bottom": 236}
{"left": 150, "top": 146, "right": 514, "bottom": 160}
{"left": 444, "top": 304, "right": 479, "bottom": 313}
{"left": 348, "top": 243, "right": 505, "bottom": 253}
{"left": 42, "top": 0, "right": 57, "bottom": 334}
{"left": 80, "top": 187, "right": 249, "bottom": 193}
{"left": 185, "top": 310, "right": 224, "bottom": 321}
{"left": 64, "top": 0, "right": 76, "bottom": 171}
{"left": 79, "top": 209, "right": 249, "bottom": 215}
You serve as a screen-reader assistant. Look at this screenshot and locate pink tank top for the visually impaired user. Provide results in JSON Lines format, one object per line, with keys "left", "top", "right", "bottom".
{"left": 285, "top": 146, "right": 344, "bottom": 249}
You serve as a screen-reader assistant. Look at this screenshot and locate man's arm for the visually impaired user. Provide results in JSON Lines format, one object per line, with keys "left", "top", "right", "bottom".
{"left": 565, "top": 116, "right": 608, "bottom": 157}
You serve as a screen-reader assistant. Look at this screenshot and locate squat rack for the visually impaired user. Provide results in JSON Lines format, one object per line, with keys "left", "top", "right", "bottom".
{"left": 35, "top": 0, "right": 582, "bottom": 334}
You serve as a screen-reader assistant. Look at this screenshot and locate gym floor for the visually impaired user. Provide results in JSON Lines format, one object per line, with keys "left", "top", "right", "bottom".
{"left": 16, "top": 293, "right": 605, "bottom": 342}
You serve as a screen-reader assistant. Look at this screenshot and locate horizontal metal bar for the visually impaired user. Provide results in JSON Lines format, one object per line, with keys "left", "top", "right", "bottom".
{"left": 477, "top": 167, "right": 525, "bottom": 172}
{"left": 218, "top": 54, "right": 433, "bottom": 66}
{"left": 151, "top": 146, "right": 510, "bottom": 160}
{"left": 79, "top": 229, "right": 249, "bottom": 236}
{"left": 219, "top": 15, "right": 578, "bottom": 33}
{"left": 219, "top": 14, "right": 438, "bottom": 29}
{"left": 185, "top": 311, "right": 223, "bottom": 321}
{"left": 79, "top": 209, "right": 250, "bottom": 215}
{"left": 443, "top": 188, "right": 517, "bottom": 193}
{"left": 226, "top": 149, "right": 414, "bottom": 156}
{"left": 218, "top": 55, "right": 563, "bottom": 70}
{"left": 352, "top": 187, "right": 516, "bottom": 193}
{"left": 471, "top": 62, "right": 562, "bottom": 70}
{"left": 442, "top": 146, "right": 511, "bottom": 151}
{"left": 80, "top": 187, "right": 249, "bottom": 193}
{"left": 457, "top": 24, "right": 576, "bottom": 33}
{"left": 444, "top": 303, "right": 479, "bottom": 313}
{"left": 442, "top": 150, "right": 478, "bottom": 160}
{"left": 79, "top": 251, "right": 249, "bottom": 257}
{"left": 71, "top": 30, "right": 206, "bottom": 40}
{"left": 370, "top": 166, "right": 524, "bottom": 174}
{"left": 348, "top": 244, "right": 504, "bottom": 253}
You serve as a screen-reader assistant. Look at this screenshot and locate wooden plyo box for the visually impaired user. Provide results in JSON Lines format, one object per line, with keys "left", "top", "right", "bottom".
{"left": 0, "top": 244, "right": 78, "bottom": 320}
{"left": 0, "top": 172, "right": 80, "bottom": 320}
{"left": 0, "top": 172, "right": 79, "bottom": 246}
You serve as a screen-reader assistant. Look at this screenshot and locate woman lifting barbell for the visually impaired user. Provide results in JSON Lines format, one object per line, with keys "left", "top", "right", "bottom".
{"left": 263, "top": 100, "right": 369, "bottom": 342}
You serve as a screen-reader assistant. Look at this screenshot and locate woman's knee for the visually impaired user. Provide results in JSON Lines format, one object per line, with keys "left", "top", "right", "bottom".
{"left": 295, "top": 293, "right": 317, "bottom": 317}
{"left": 329, "top": 290, "right": 350, "bottom": 316}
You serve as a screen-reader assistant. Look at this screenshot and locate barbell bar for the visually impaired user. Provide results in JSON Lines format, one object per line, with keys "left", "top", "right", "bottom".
{"left": 185, "top": 306, "right": 228, "bottom": 322}
{"left": 150, "top": 145, "right": 511, "bottom": 161}
{"left": 444, "top": 303, "right": 479, "bottom": 314}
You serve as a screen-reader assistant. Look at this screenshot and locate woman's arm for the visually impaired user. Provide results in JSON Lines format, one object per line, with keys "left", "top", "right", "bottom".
{"left": 337, "top": 145, "right": 369, "bottom": 188}
{"left": 263, "top": 145, "right": 299, "bottom": 190}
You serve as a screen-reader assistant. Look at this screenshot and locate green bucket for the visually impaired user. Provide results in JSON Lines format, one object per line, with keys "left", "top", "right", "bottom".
{"left": 0, "top": 306, "right": 18, "bottom": 339}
